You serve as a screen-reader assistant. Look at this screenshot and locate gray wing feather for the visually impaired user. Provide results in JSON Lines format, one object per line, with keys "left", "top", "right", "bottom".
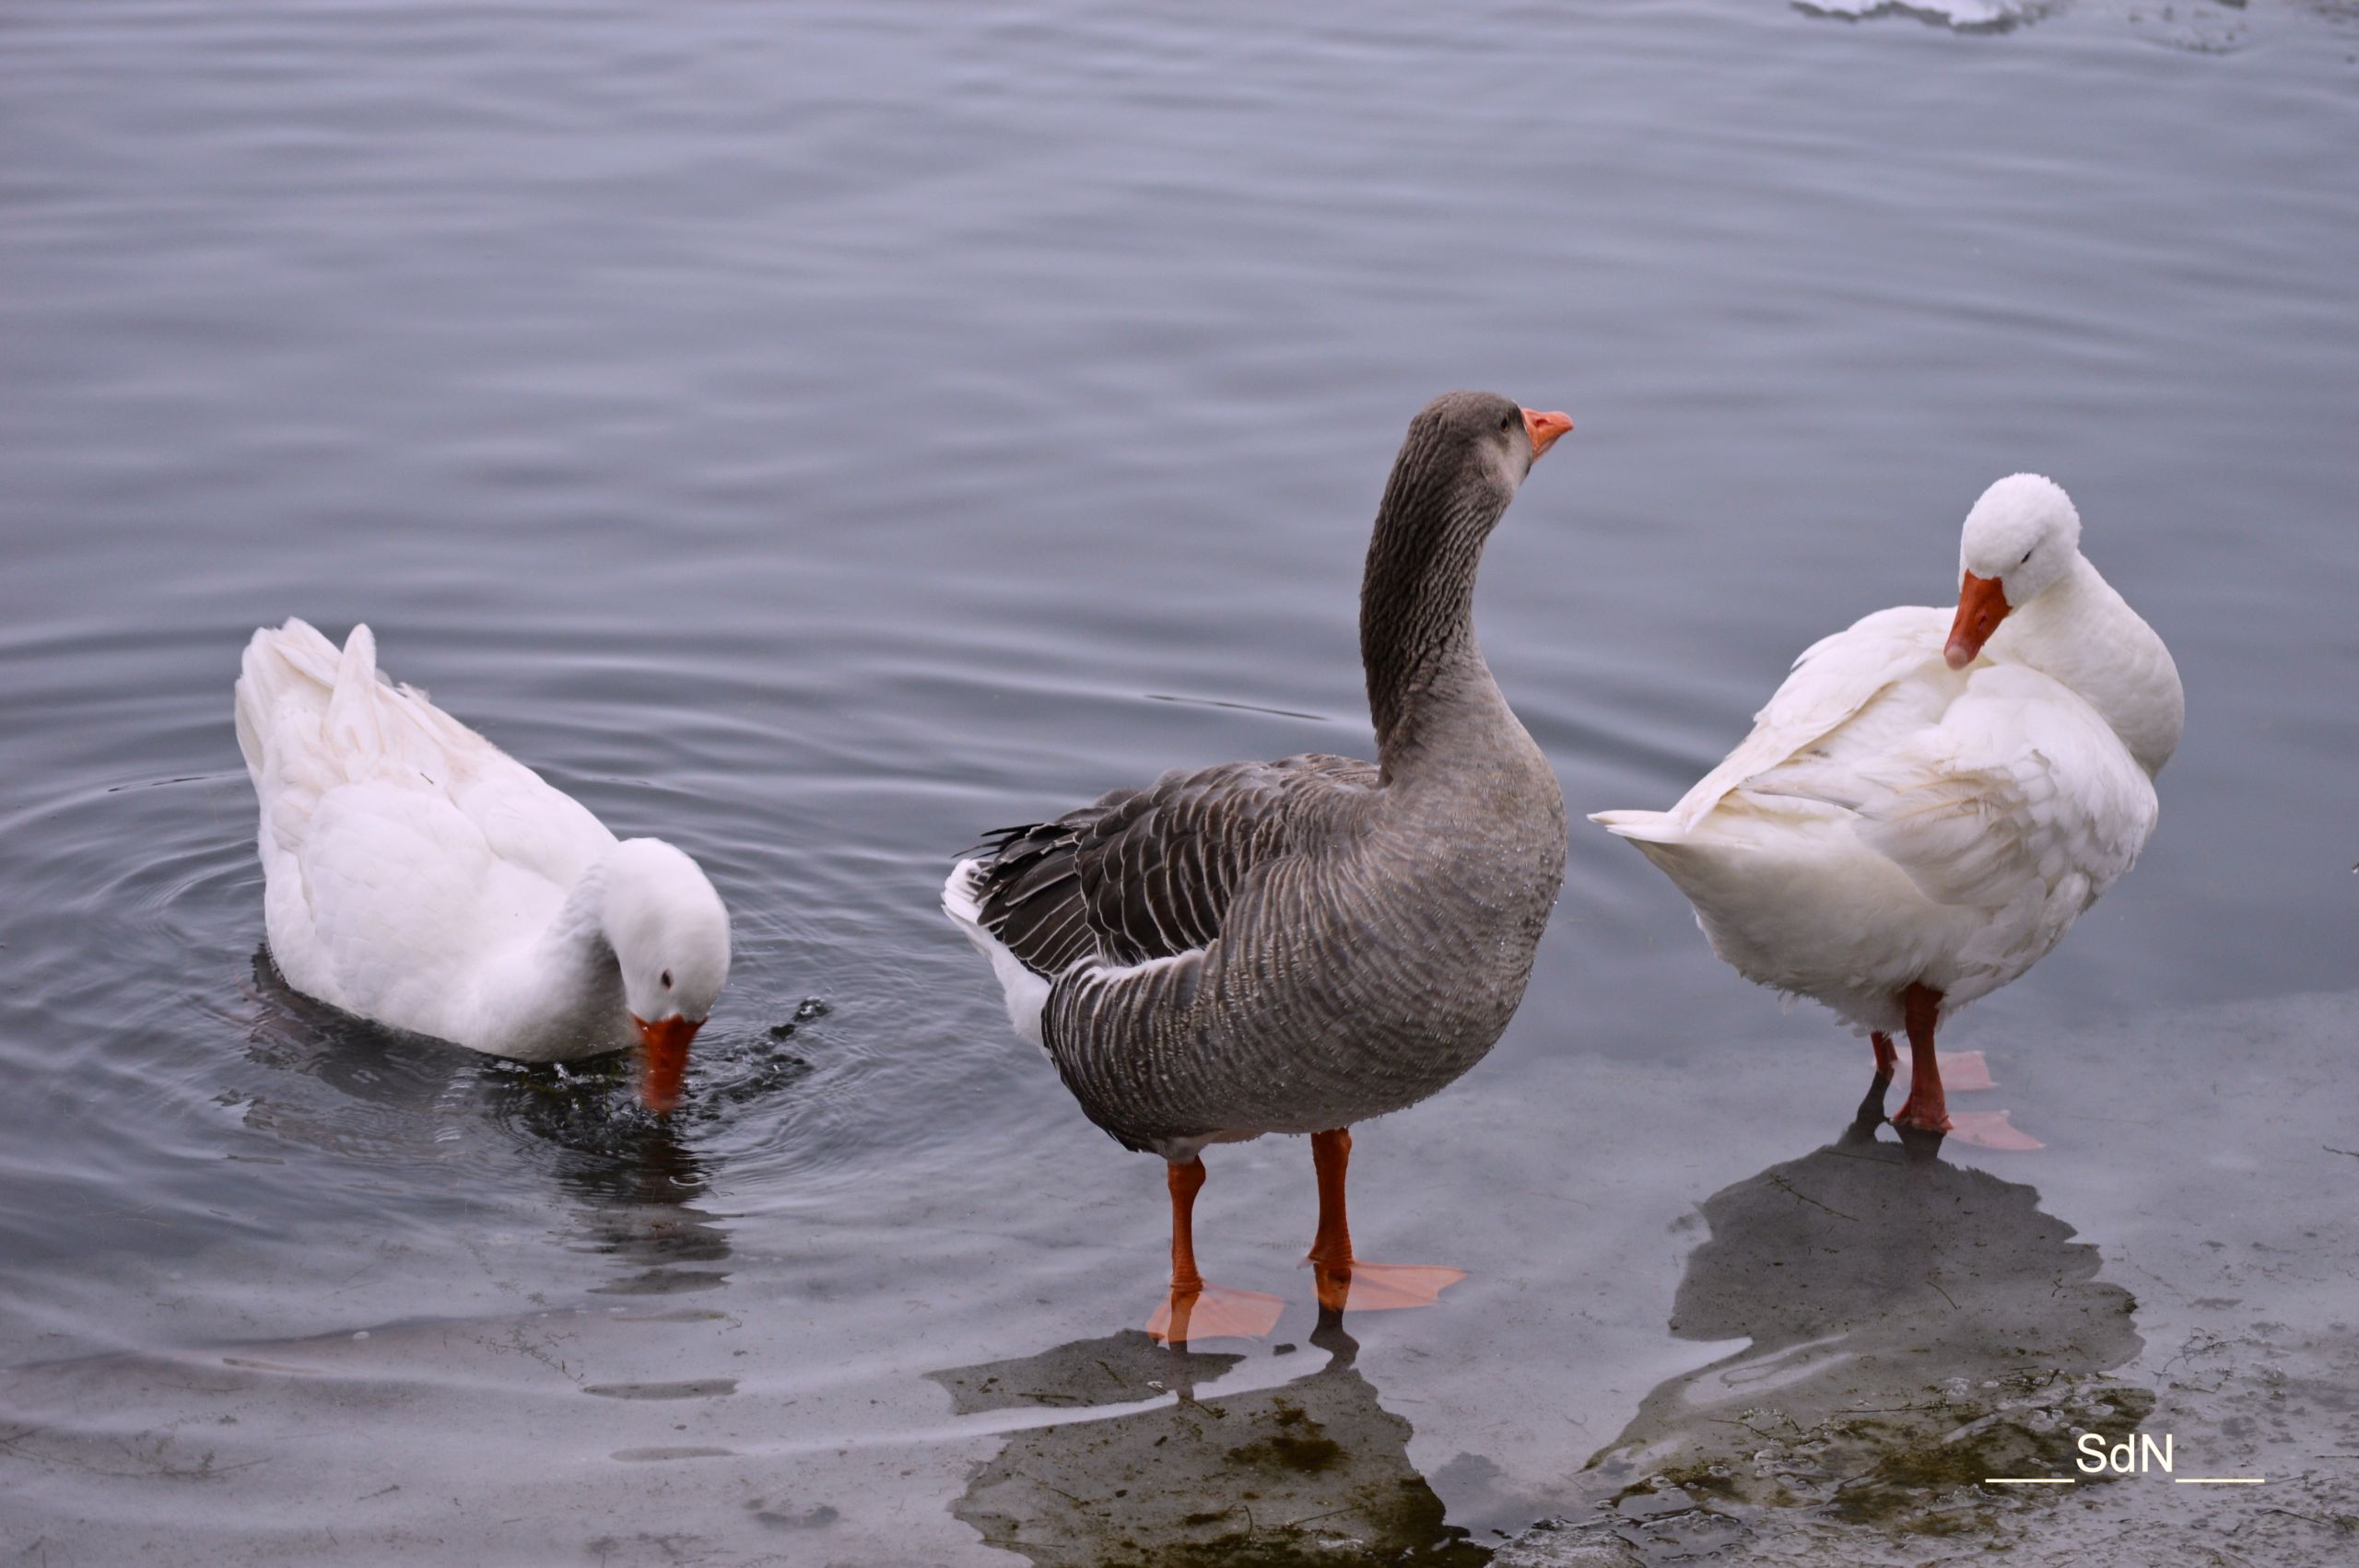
{"left": 970, "top": 753, "right": 1377, "bottom": 977}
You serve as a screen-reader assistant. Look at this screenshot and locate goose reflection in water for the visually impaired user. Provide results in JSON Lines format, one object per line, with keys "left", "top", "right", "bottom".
{"left": 236, "top": 948, "right": 732, "bottom": 1295}
{"left": 928, "top": 1316, "right": 1485, "bottom": 1567}
{"left": 552, "top": 1124, "right": 729, "bottom": 1298}
{"left": 1586, "top": 1129, "right": 2150, "bottom": 1538}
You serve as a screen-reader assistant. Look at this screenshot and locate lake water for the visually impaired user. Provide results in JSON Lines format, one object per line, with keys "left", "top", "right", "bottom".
{"left": 4, "top": 3, "right": 2355, "bottom": 1564}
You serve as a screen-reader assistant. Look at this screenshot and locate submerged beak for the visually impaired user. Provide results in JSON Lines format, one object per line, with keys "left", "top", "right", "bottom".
{"left": 1945, "top": 571, "right": 2011, "bottom": 670}
{"left": 631, "top": 1013, "right": 704, "bottom": 1115}
{"left": 1520, "top": 407, "right": 1573, "bottom": 462}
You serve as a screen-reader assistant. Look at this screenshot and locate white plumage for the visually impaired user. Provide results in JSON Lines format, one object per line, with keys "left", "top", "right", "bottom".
{"left": 943, "top": 856, "right": 1050, "bottom": 1047}
{"left": 234, "top": 619, "right": 729, "bottom": 1106}
{"left": 1593, "top": 475, "right": 2181, "bottom": 1136}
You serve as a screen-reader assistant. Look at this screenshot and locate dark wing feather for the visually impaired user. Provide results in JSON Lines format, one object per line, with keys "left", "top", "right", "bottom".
{"left": 971, "top": 753, "right": 1376, "bottom": 977}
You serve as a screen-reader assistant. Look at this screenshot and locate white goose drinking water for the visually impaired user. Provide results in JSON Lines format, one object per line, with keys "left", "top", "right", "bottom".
{"left": 235, "top": 619, "right": 731, "bottom": 1112}
{"left": 946, "top": 391, "right": 1574, "bottom": 1343}
{"left": 1592, "top": 475, "right": 2181, "bottom": 1146}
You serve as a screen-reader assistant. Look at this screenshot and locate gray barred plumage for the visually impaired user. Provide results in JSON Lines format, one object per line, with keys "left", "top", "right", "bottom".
{"left": 947, "top": 391, "right": 1570, "bottom": 1161}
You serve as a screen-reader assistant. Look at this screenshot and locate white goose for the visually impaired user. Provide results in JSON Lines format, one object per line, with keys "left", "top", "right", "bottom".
{"left": 234, "top": 619, "right": 730, "bottom": 1111}
{"left": 1592, "top": 475, "right": 2181, "bottom": 1144}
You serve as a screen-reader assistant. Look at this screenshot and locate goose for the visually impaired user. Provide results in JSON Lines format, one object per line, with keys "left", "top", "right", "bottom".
{"left": 234, "top": 619, "right": 730, "bottom": 1112}
{"left": 1592, "top": 474, "right": 2181, "bottom": 1147}
{"left": 945, "top": 391, "right": 1574, "bottom": 1342}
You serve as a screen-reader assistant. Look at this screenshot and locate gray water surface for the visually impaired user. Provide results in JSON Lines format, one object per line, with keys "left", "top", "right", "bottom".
{"left": 4, "top": 3, "right": 2355, "bottom": 1563}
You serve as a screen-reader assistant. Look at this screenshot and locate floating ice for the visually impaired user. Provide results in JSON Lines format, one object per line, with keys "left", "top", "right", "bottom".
{"left": 1796, "top": 0, "right": 2043, "bottom": 30}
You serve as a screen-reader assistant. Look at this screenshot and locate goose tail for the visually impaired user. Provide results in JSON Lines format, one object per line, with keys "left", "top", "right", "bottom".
{"left": 234, "top": 617, "right": 347, "bottom": 785}
{"left": 943, "top": 856, "right": 1052, "bottom": 1048}
{"left": 1588, "top": 808, "right": 1690, "bottom": 846}
{"left": 323, "top": 623, "right": 388, "bottom": 758}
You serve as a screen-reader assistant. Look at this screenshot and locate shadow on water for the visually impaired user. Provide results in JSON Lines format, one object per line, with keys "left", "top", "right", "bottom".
{"left": 237, "top": 949, "right": 734, "bottom": 1294}
{"left": 1580, "top": 1129, "right": 2151, "bottom": 1551}
{"left": 928, "top": 1318, "right": 1487, "bottom": 1568}
{"left": 560, "top": 1128, "right": 734, "bottom": 1298}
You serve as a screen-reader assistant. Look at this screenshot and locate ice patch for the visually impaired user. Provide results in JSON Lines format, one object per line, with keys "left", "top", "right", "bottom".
{"left": 1797, "top": 0, "right": 2045, "bottom": 30}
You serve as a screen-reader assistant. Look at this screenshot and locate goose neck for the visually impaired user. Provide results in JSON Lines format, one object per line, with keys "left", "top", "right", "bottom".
{"left": 1360, "top": 488, "right": 1505, "bottom": 771}
{"left": 1997, "top": 555, "right": 2185, "bottom": 776}
{"left": 469, "top": 857, "right": 622, "bottom": 1055}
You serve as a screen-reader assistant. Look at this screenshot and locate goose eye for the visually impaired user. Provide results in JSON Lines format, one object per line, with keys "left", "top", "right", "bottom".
{"left": 1501, "top": 412, "right": 1519, "bottom": 434}
{"left": 661, "top": 970, "right": 674, "bottom": 989}
{"left": 2020, "top": 549, "right": 2034, "bottom": 565}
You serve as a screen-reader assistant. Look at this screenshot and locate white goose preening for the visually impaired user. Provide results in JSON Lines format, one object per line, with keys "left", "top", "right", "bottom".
{"left": 945, "top": 391, "right": 1575, "bottom": 1342}
{"left": 1593, "top": 474, "right": 2182, "bottom": 1147}
{"left": 235, "top": 619, "right": 730, "bottom": 1112}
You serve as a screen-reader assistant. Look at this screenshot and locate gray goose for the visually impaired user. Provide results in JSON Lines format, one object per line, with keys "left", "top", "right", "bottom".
{"left": 945, "top": 391, "right": 1573, "bottom": 1342}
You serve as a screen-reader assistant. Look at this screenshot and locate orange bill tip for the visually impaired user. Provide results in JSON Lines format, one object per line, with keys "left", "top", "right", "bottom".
{"left": 631, "top": 1013, "right": 703, "bottom": 1115}
{"left": 1520, "top": 407, "right": 1573, "bottom": 460}
{"left": 1945, "top": 571, "right": 2010, "bottom": 670}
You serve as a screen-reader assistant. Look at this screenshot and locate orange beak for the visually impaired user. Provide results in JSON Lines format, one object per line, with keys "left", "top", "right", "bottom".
{"left": 631, "top": 1013, "right": 703, "bottom": 1115}
{"left": 1521, "top": 407, "right": 1573, "bottom": 462}
{"left": 1945, "top": 571, "right": 2011, "bottom": 670}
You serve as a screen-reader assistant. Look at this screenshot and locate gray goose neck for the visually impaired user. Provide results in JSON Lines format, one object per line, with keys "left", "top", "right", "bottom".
{"left": 1360, "top": 474, "right": 1509, "bottom": 777}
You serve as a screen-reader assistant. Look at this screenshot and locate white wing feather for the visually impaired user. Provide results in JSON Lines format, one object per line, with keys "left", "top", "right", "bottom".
{"left": 1848, "top": 664, "right": 2157, "bottom": 947}
{"left": 236, "top": 619, "right": 616, "bottom": 1022}
{"left": 1669, "top": 607, "right": 1953, "bottom": 833}
{"left": 1596, "top": 606, "right": 2162, "bottom": 1024}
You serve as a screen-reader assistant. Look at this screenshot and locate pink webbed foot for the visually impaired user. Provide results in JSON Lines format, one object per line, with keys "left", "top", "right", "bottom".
{"left": 1151, "top": 1156, "right": 1284, "bottom": 1344}
{"left": 1301, "top": 1129, "right": 1466, "bottom": 1316}
{"left": 1308, "top": 1259, "right": 1467, "bottom": 1316}
{"left": 1892, "top": 1048, "right": 2036, "bottom": 1147}
{"left": 1935, "top": 1049, "right": 1997, "bottom": 1092}
{"left": 1944, "top": 1109, "right": 2044, "bottom": 1151}
{"left": 1147, "top": 1283, "right": 1285, "bottom": 1345}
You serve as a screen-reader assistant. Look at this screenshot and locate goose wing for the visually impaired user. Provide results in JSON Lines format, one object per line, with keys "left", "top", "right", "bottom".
{"left": 237, "top": 620, "right": 617, "bottom": 1020}
{"left": 1668, "top": 606, "right": 1953, "bottom": 833}
{"left": 1706, "top": 655, "right": 2156, "bottom": 986}
{"left": 240, "top": 619, "right": 613, "bottom": 895}
{"left": 1845, "top": 664, "right": 2158, "bottom": 942}
{"left": 1690, "top": 621, "right": 2155, "bottom": 923}
{"left": 970, "top": 753, "right": 1378, "bottom": 978}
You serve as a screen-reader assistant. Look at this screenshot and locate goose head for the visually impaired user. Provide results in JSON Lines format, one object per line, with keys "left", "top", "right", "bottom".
{"left": 1397, "top": 390, "right": 1573, "bottom": 514}
{"left": 1363, "top": 390, "right": 1571, "bottom": 588}
{"left": 601, "top": 837, "right": 731, "bottom": 1113}
{"left": 1945, "top": 473, "right": 2083, "bottom": 670}
{"left": 1360, "top": 391, "right": 1571, "bottom": 755}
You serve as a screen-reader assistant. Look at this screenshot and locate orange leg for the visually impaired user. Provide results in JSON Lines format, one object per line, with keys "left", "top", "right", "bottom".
{"left": 1884, "top": 989, "right": 2043, "bottom": 1150}
{"left": 1891, "top": 983, "right": 1951, "bottom": 1136}
{"left": 1303, "top": 1129, "right": 1465, "bottom": 1316}
{"left": 1144, "top": 1157, "right": 1282, "bottom": 1345}
{"left": 1168, "top": 1156, "right": 1209, "bottom": 1294}
{"left": 1307, "top": 1129, "right": 1355, "bottom": 1273}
